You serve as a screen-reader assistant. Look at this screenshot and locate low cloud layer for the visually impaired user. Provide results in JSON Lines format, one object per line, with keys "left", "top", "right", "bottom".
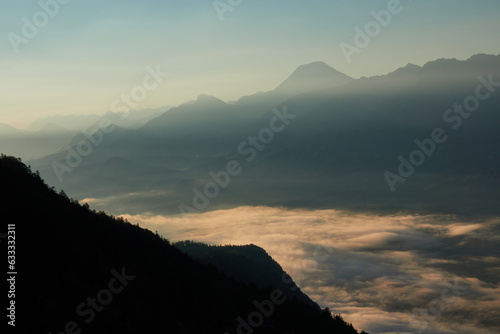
{"left": 121, "top": 207, "right": 500, "bottom": 334}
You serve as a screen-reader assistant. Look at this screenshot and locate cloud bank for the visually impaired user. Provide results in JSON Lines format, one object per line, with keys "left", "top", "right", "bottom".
{"left": 121, "top": 207, "right": 500, "bottom": 334}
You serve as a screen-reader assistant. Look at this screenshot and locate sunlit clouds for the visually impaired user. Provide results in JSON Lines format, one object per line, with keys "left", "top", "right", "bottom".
{"left": 121, "top": 206, "right": 500, "bottom": 334}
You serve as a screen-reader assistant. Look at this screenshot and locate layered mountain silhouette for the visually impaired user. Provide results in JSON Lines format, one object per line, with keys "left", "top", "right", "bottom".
{"left": 25, "top": 53, "right": 500, "bottom": 216}
{"left": 0, "top": 155, "right": 366, "bottom": 334}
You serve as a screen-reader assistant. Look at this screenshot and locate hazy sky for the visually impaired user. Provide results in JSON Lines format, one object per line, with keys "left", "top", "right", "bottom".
{"left": 1, "top": 0, "right": 499, "bottom": 128}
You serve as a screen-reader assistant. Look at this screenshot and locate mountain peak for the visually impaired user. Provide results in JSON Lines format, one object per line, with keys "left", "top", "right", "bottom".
{"left": 420, "top": 57, "right": 467, "bottom": 75}
{"left": 419, "top": 54, "right": 500, "bottom": 77}
{"left": 195, "top": 94, "right": 226, "bottom": 105}
{"left": 292, "top": 61, "right": 346, "bottom": 77}
{"left": 387, "top": 63, "right": 422, "bottom": 78}
{"left": 465, "top": 53, "right": 500, "bottom": 66}
{"left": 274, "top": 61, "right": 353, "bottom": 95}
{"left": 0, "top": 123, "right": 20, "bottom": 134}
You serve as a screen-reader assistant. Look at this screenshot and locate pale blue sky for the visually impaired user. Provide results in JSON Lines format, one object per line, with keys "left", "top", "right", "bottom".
{"left": 1, "top": 0, "right": 499, "bottom": 128}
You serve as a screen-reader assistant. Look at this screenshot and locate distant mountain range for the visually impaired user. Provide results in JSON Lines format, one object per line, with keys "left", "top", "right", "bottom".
{"left": 0, "top": 107, "right": 169, "bottom": 160}
{"left": 0, "top": 155, "right": 365, "bottom": 334}
{"left": 26, "top": 107, "right": 169, "bottom": 132}
{"left": 10, "top": 53, "right": 500, "bottom": 216}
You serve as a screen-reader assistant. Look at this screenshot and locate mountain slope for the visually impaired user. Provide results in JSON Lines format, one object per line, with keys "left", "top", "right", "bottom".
{"left": 0, "top": 155, "right": 365, "bottom": 334}
{"left": 174, "top": 241, "right": 318, "bottom": 308}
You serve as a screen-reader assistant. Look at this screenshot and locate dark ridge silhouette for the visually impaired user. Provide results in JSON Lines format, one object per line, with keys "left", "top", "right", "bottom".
{"left": 0, "top": 154, "right": 367, "bottom": 334}
{"left": 174, "top": 241, "right": 318, "bottom": 308}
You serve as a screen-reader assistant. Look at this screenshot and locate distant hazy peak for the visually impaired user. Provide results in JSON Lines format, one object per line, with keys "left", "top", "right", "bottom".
{"left": 420, "top": 53, "right": 500, "bottom": 73}
{"left": 421, "top": 57, "right": 462, "bottom": 71}
{"left": 290, "top": 61, "right": 351, "bottom": 78}
{"left": 27, "top": 114, "right": 100, "bottom": 132}
{"left": 195, "top": 93, "right": 226, "bottom": 105}
{"left": 0, "top": 123, "right": 20, "bottom": 133}
{"left": 387, "top": 63, "right": 422, "bottom": 77}
{"left": 275, "top": 61, "right": 353, "bottom": 95}
{"left": 464, "top": 53, "right": 500, "bottom": 67}
{"left": 466, "top": 53, "right": 498, "bottom": 61}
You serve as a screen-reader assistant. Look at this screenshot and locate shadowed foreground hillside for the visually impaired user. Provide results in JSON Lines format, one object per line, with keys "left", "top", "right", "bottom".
{"left": 174, "top": 241, "right": 319, "bottom": 309}
{"left": 0, "top": 155, "right": 367, "bottom": 334}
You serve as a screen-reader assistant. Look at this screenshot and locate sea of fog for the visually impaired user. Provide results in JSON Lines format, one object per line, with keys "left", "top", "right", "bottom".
{"left": 119, "top": 206, "right": 500, "bottom": 334}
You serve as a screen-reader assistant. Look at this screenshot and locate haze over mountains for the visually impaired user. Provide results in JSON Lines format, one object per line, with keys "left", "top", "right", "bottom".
{"left": 0, "top": 107, "right": 168, "bottom": 160}
{"left": 18, "top": 53, "right": 500, "bottom": 217}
